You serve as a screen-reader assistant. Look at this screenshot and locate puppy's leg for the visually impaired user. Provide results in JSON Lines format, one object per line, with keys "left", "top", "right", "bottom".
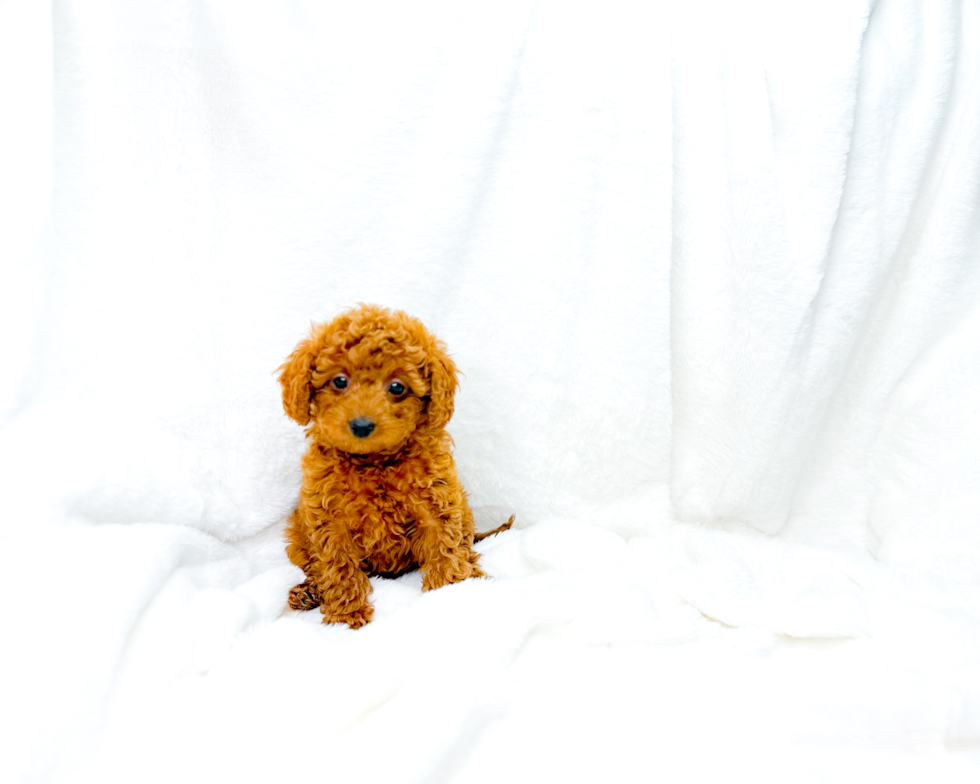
{"left": 308, "top": 532, "right": 374, "bottom": 628}
{"left": 285, "top": 508, "right": 324, "bottom": 611}
{"left": 284, "top": 509, "right": 309, "bottom": 564}
{"left": 411, "top": 510, "right": 486, "bottom": 592}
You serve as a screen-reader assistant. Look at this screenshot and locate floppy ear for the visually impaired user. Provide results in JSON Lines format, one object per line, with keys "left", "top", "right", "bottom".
{"left": 423, "top": 338, "right": 458, "bottom": 431}
{"left": 278, "top": 336, "right": 319, "bottom": 425}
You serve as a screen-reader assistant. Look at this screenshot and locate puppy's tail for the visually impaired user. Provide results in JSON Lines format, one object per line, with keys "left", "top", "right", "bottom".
{"left": 474, "top": 515, "right": 515, "bottom": 542}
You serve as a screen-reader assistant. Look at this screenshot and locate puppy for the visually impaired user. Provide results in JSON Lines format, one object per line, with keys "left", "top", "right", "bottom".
{"left": 278, "top": 304, "right": 512, "bottom": 627}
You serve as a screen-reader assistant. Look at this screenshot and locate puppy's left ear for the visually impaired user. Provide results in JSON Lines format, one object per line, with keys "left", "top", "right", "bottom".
{"left": 278, "top": 335, "right": 319, "bottom": 425}
{"left": 423, "top": 339, "right": 458, "bottom": 431}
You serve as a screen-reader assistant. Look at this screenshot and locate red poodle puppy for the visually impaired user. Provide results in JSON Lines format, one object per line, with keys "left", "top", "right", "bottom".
{"left": 278, "top": 304, "right": 512, "bottom": 628}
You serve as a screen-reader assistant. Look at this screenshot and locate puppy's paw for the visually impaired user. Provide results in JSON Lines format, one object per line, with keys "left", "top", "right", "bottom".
{"left": 288, "top": 581, "right": 323, "bottom": 611}
{"left": 421, "top": 560, "right": 485, "bottom": 591}
{"left": 322, "top": 603, "right": 374, "bottom": 629}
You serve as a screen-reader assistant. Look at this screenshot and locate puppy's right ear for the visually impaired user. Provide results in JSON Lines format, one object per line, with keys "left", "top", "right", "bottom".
{"left": 278, "top": 336, "right": 318, "bottom": 425}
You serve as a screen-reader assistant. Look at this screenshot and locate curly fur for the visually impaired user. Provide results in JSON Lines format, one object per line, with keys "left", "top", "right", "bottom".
{"left": 279, "top": 304, "right": 512, "bottom": 628}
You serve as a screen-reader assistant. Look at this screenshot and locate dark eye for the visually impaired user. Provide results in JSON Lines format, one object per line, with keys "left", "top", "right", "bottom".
{"left": 388, "top": 380, "right": 406, "bottom": 396}
{"left": 331, "top": 374, "right": 349, "bottom": 390}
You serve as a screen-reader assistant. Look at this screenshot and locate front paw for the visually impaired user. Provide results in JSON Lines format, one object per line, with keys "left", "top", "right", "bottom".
{"left": 422, "top": 561, "right": 486, "bottom": 592}
{"left": 321, "top": 603, "right": 374, "bottom": 629}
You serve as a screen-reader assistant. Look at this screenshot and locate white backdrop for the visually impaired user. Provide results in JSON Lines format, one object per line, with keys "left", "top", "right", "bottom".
{"left": 2, "top": 1, "right": 979, "bottom": 782}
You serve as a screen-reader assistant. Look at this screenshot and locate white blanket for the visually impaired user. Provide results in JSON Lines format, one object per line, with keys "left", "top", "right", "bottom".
{"left": 2, "top": 1, "right": 979, "bottom": 781}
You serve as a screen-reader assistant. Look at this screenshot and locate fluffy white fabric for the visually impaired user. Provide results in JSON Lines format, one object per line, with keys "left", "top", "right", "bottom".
{"left": 2, "top": 1, "right": 979, "bottom": 781}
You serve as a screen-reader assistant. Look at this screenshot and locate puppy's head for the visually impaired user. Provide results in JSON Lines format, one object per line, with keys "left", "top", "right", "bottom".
{"left": 278, "top": 304, "right": 458, "bottom": 454}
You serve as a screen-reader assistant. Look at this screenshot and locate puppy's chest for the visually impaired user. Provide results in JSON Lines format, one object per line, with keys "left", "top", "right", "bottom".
{"left": 310, "top": 460, "right": 421, "bottom": 535}
{"left": 346, "top": 466, "right": 421, "bottom": 560}
{"left": 346, "top": 467, "right": 411, "bottom": 518}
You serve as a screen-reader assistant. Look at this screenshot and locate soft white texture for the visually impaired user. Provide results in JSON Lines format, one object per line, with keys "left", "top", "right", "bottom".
{"left": 1, "top": 1, "right": 979, "bottom": 781}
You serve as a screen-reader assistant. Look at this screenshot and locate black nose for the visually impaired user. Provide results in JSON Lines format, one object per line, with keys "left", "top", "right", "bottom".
{"left": 349, "top": 417, "right": 376, "bottom": 438}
